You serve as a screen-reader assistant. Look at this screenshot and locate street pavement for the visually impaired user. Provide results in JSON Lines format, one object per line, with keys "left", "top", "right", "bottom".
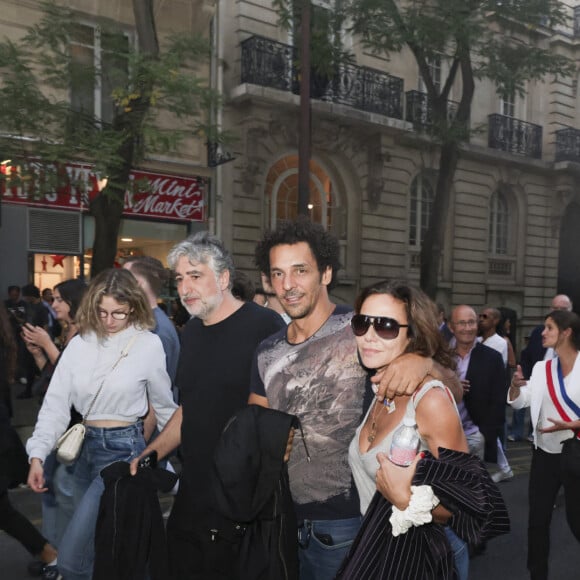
{"left": 3, "top": 392, "right": 580, "bottom": 579}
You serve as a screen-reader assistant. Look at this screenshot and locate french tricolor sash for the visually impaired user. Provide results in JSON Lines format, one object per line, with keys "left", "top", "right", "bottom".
{"left": 546, "top": 359, "right": 580, "bottom": 439}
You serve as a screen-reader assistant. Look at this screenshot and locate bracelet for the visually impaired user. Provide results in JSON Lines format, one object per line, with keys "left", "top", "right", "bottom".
{"left": 390, "top": 485, "right": 440, "bottom": 537}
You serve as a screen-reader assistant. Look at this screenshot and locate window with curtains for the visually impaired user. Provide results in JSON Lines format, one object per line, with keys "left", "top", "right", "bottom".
{"left": 488, "top": 189, "right": 511, "bottom": 255}
{"left": 69, "top": 23, "right": 130, "bottom": 128}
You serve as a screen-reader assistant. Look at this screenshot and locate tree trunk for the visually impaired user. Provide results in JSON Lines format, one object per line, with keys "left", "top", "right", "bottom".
{"left": 419, "top": 52, "right": 475, "bottom": 299}
{"left": 89, "top": 192, "right": 124, "bottom": 274}
{"left": 419, "top": 141, "right": 459, "bottom": 298}
{"left": 89, "top": 0, "right": 159, "bottom": 276}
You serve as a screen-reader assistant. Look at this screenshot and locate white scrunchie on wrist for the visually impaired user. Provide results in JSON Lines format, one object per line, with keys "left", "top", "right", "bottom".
{"left": 389, "top": 485, "right": 440, "bottom": 537}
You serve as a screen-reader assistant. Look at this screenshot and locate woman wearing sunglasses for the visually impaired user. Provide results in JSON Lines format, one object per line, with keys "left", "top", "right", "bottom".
{"left": 26, "top": 269, "right": 178, "bottom": 580}
{"left": 341, "top": 281, "right": 508, "bottom": 579}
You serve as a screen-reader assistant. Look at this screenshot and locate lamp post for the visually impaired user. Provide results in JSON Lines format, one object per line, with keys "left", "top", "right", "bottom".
{"left": 298, "top": 0, "right": 311, "bottom": 217}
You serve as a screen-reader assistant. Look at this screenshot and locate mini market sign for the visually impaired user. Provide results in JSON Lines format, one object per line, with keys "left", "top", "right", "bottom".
{"left": 1, "top": 161, "right": 206, "bottom": 222}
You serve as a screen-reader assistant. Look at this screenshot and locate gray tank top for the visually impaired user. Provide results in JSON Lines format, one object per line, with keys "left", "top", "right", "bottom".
{"left": 348, "top": 379, "right": 457, "bottom": 514}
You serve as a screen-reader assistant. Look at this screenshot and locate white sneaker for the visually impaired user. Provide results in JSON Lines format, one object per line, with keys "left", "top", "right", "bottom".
{"left": 491, "top": 468, "right": 514, "bottom": 483}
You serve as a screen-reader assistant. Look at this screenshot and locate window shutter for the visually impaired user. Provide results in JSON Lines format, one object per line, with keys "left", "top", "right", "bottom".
{"left": 28, "top": 209, "right": 82, "bottom": 254}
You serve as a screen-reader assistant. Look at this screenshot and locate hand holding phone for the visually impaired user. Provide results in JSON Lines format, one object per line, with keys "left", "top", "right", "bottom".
{"left": 138, "top": 450, "right": 158, "bottom": 470}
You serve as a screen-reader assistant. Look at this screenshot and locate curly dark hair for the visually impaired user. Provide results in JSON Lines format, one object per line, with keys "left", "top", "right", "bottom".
{"left": 355, "top": 280, "right": 456, "bottom": 371}
{"left": 254, "top": 217, "right": 341, "bottom": 290}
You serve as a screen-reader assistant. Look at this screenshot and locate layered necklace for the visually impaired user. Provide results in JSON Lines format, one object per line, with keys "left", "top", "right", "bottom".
{"left": 367, "top": 398, "right": 396, "bottom": 443}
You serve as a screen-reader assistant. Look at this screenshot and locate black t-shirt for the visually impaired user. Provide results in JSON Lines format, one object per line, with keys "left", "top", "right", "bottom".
{"left": 172, "top": 302, "right": 285, "bottom": 527}
{"left": 25, "top": 302, "right": 49, "bottom": 327}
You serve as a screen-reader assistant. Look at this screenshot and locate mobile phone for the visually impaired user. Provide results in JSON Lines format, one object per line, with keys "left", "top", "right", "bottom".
{"left": 138, "top": 450, "right": 158, "bottom": 469}
{"left": 314, "top": 532, "right": 334, "bottom": 546}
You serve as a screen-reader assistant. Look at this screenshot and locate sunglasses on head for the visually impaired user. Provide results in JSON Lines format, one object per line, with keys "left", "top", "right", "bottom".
{"left": 350, "top": 314, "right": 409, "bottom": 340}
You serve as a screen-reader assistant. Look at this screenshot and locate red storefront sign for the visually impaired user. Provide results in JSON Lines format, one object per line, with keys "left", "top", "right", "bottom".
{"left": 1, "top": 161, "right": 206, "bottom": 222}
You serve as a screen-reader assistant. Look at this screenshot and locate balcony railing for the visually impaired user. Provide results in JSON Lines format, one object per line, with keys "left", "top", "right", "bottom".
{"left": 488, "top": 257, "right": 514, "bottom": 277}
{"left": 405, "top": 90, "right": 459, "bottom": 131}
{"left": 555, "top": 127, "right": 580, "bottom": 163}
{"left": 240, "top": 35, "right": 403, "bottom": 120}
{"left": 488, "top": 114, "right": 542, "bottom": 159}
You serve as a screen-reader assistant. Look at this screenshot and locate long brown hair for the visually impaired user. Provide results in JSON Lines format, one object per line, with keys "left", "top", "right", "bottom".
{"left": 355, "top": 280, "right": 456, "bottom": 371}
{"left": 0, "top": 302, "right": 16, "bottom": 381}
{"left": 76, "top": 269, "right": 154, "bottom": 339}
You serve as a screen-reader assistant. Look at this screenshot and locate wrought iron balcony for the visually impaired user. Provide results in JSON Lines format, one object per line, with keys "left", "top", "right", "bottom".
{"left": 488, "top": 114, "right": 542, "bottom": 159}
{"left": 405, "top": 90, "right": 459, "bottom": 131}
{"left": 555, "top": 127, "right": 580, "bottom": 163}
{"left": 240, "top": 35, "right": 403, "bottom": 120}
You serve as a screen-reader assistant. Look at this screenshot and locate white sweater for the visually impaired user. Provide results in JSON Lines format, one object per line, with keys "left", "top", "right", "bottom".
{"left": 27, "top": 325, "right": 177, "bottom": 462}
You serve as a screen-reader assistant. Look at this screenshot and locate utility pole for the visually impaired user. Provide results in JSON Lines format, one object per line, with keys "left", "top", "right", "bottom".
{"left": 297, "top": 0, "right": 311, "bottom": 217}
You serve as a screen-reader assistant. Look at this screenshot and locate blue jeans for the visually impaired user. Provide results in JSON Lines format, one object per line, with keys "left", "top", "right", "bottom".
{"left": 297, "top": 516, "right": 361, "bottom": 580}
{"left": 40, "top": 452, "right": 58, "bottom": 546}
{"left": 41, "top": 454, "right": 76, "bottom": 549}
{"left": 58, "top": 422, "right": 145, "bottom": 580}
{"left": 445, "top": 526, "right": 469, "bottom": 580}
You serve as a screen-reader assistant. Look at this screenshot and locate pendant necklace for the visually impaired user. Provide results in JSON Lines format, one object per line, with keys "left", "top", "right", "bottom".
{"left": 367, "top": 398, "right": 396, "bottom": 443}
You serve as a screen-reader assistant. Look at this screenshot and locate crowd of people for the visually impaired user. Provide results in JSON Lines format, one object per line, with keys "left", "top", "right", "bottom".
{"left": 0, "top": 219, "right": 578, "bottom": 580}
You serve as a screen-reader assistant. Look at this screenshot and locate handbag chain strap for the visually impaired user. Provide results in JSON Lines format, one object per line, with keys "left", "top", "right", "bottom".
{"left": 82, "top": 335, "right": 138, "bottom": 425}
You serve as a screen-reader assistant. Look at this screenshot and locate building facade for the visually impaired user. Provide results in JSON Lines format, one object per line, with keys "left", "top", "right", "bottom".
{"left": 210, "top": 0, "right": 580, "bottom": 348}
{"left": 0, "top": 0, "right": 214, "bottom": 298}
{"left": 2, "top": 1, "right": 580, "bottom": 349}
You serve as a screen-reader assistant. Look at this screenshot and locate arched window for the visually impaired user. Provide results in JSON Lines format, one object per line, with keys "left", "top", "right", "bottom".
{"left": 409, "top": 174, "right": 434, "bottom": 247}
{"left": 265, "top": 155, "right": 336, "bottom": 230}
{"left": 489, "top": 190, "right": 509, "bottom": 255}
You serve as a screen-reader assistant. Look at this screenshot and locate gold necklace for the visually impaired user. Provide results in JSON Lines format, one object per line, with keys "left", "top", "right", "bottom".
{"left": 367, "top": 401, "right": 386, "bottom": 443}
{"left": 367, "top": 399, "right": 396, "bottom": 443}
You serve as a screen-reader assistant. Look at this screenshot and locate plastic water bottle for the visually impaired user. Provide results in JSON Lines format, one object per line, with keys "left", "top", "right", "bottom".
{"left": 389, "top": 417, "right": 420, "bottom": 466}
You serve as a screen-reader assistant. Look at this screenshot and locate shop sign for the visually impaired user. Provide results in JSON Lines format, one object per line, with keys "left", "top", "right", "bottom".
{"left": 1, "top": 161, "right": 206, "bottom": 222}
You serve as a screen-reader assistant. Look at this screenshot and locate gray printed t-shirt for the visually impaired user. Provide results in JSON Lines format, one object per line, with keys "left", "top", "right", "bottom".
{"left": 250, "top": 309, "right": 367, "bottom": 520}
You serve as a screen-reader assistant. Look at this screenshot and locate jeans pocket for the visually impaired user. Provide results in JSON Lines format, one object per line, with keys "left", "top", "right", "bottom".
{"left": 104, "top": 435, "right": 136, "bottom": 454}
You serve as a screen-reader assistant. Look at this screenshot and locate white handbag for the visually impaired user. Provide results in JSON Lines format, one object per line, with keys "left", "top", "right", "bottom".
{"left": 55, "top": 423, "right": 86, "bottom": 465}
{"left": 54, "top": 336, "right": 137, "bottom": 465}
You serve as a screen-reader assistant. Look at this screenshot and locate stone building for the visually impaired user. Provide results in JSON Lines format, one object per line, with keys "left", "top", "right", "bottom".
{"left": 2, "top": 1, "right": 580, "bottom": 350}
{"left": 0, "top": 0, "right": 213, "bottom": 298}
{"left": 210, "top": 0, "right": 580, "bottom": 348}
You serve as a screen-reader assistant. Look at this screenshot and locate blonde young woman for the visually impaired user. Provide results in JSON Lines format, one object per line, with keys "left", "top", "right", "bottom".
{"left": 26, "top": 269, "right": 178, "bottom": 580}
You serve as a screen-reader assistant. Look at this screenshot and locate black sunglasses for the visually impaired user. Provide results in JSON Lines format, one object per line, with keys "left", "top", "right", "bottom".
{"left": 350, "top": 314, "right": 409, "bottom": 340}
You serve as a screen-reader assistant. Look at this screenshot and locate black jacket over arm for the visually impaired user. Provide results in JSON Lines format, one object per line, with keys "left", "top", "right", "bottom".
{"left": 464, "top": 343, "right": 507, "bottom": 463}
{"left": 211, "top": 404, "right": 300, "bottom": 580}
{"left": 93, "top": 462, "right": 178, "bottom": 580}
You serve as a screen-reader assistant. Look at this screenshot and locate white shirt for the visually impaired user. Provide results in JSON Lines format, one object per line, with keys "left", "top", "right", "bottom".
{"left": 481, "top": 333, "right": 508, "bottom": 367}
{"left": 26, "top": 325, "right": 177, "bottom": 462}
{"left": 508, "top": 356, "right": 580, "bottom": 453}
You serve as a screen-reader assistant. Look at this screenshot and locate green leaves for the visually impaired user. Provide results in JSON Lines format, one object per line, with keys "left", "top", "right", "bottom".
{"left": 0, "top": 0, "right": 221, "bottom": 179}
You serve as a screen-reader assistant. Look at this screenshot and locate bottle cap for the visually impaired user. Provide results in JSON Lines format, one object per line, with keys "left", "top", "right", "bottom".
{"left": 402, "top": 416, "right": 416, "bottom": 427}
